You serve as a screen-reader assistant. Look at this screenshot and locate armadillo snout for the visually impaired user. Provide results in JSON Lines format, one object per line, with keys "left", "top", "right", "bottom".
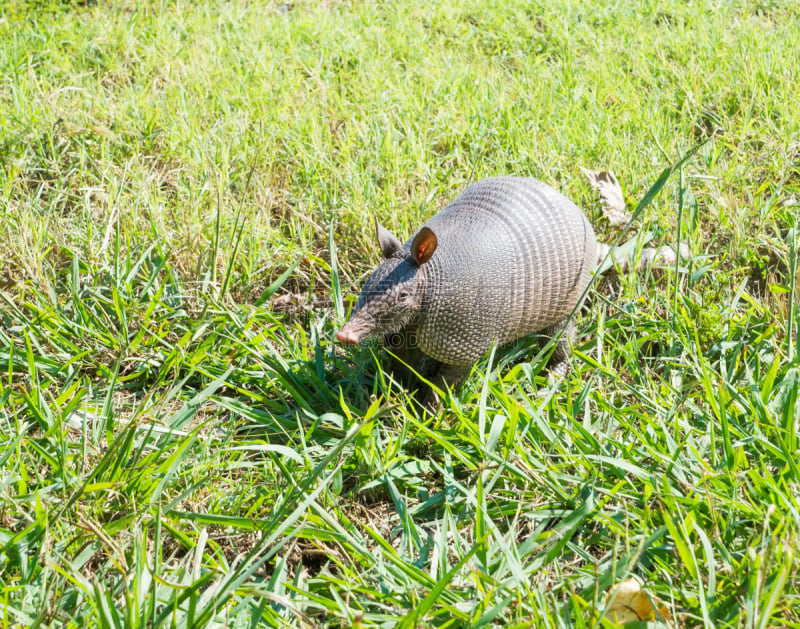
{"left": 337, "top": 309, "right": 384, "bottom": 346}
{"left": 336, "top": 315, "right": 375, "bottom": 345}
{"left": 336, "top": 327, "right": 362, "bottom": 345}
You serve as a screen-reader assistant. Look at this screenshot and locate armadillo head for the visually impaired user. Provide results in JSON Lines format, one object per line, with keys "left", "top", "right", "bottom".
{"left": 336, "top": 220, "right": 438, "bottom": 346}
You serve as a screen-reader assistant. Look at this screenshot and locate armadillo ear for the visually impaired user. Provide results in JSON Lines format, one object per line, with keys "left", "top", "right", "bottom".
{"left": 410, "top": 226, "right": 438, "bottom": 266}
{"left": 375, "top": 218, "right": 404, "bottom": 259}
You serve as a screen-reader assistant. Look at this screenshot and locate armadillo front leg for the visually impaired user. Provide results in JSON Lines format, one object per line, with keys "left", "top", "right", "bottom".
{"left": 384, "top": 327, "right": 451, "bottom": 410}
{"left": 385, "top": 327, "right": 435, "bottom": 390}
{"left": 418, "top": 362, "right": 471, "bottom": 411}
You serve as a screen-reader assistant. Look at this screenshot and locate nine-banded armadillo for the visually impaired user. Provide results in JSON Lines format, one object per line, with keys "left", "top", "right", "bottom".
{"left": 336, "top": 176, "right": 598, "bottom": 404}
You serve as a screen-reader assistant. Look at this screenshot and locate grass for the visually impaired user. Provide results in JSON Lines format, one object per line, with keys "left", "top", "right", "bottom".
{"left": 0, "top": 0, "right": 799, "bottom": 626}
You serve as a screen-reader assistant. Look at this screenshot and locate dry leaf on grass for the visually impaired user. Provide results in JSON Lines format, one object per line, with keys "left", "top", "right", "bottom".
{"left": 596, "top": 241, "right": 692, "bottom": 274}
{"left": 603, "top": 578, "right": 671, "bottom": 624}
{"left": 580, "top": 167, "right": 632, "bottom": 226}
{"left": 271, "top": 292, "right": 333, "bottom": 314}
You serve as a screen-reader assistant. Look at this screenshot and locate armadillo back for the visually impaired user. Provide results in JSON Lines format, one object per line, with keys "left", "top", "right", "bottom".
{"left": 414, "top": 177, "right": 596, "bottom": 366}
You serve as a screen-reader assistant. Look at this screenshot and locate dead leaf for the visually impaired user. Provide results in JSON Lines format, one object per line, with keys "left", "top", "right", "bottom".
{"left": 580, "top": 167, "right": 632, "bottom": 226}
{"left": 603, "top": 578, "right": 671, "bottom": 624}
{"left": 596, "top": 238, "right": 691, "bottom": 275}
{"left": 636, "top": 242, "right": 692, "bottom": 271}
{"left": 271, "top": 292, "right": 307, "bottom": 312}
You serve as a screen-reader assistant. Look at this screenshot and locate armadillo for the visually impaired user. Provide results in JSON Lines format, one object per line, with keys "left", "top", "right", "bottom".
{"left": 336, "top": 176, "right": 598, "bottom": 403}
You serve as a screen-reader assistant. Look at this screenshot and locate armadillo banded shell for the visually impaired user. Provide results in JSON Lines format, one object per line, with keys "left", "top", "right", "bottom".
{"left": 411, "top": 177, "right": 597, "bottom": 366}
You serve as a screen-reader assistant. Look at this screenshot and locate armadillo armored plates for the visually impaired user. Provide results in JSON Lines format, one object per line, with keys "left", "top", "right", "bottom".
{"left": 337, "top": 176, "right": 598, "bottom": 406}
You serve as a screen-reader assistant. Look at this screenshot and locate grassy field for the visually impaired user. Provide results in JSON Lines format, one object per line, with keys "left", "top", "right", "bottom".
{"left": 1, "top": 0, "right": 799, "bottom": 626}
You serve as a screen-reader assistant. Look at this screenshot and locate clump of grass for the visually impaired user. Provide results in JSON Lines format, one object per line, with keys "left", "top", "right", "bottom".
{"left": 1, "top": 0, "right": 799, "bottom": 626}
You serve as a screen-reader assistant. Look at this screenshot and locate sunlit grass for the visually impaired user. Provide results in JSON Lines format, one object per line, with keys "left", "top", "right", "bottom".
{"left": 0, "top": 0, "right": 798, "bottom": 626}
